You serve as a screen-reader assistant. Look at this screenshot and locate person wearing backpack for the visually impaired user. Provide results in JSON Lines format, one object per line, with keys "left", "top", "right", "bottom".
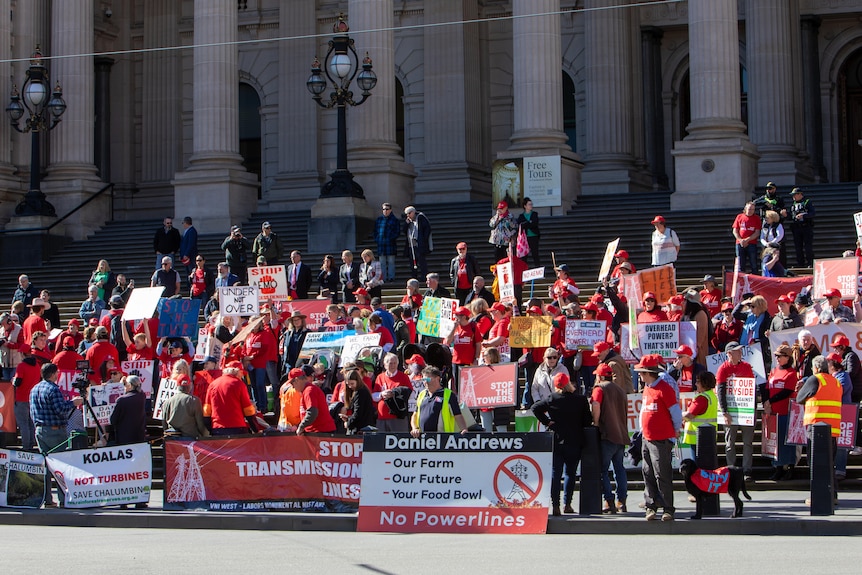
{"left": 375, "top": 352, "right": 412, "bottom": 432}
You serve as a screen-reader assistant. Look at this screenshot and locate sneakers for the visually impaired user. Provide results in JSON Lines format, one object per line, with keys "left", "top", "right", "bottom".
{"left": 563, "top": 504, "right": 575, "bottom": 514}
{"left": 616, "top": 500, "right": 627, "bottom": 513}
{"left": 645, "top": 508, "right": 658, "bottom": 521}
{"left": 849, "top": 446, "right": 862, "bottom": 456}
{"left": 688, "top": 495, "right": 697, "bottom": 503}
{"left": 661, "top": 511, "right": 674, "bottom": 522}
{"left": 43, "top": 501, "right": 58, "bottom": 508}
{"left": 744, "top": 472, "right": 754, "bottom": 483}
{"left": 602, "top": 501, "right": 617, "bottom": 515}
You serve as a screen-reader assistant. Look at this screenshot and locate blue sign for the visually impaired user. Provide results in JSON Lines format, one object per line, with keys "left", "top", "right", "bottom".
{"left": 157, "top": 298, "right": 201, "bottom": 338}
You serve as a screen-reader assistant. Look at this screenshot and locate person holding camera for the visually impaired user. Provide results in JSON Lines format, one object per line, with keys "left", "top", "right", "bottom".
{"left": 30, "top": 362, "right": 84, "bottom": 507}
{"left": 221, "top": 225, "right": 250, "bottom": 284}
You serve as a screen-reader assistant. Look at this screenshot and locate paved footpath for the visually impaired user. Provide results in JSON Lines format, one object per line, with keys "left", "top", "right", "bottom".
{"left": 1, "top": 488, "right": 861, "bottom": 535}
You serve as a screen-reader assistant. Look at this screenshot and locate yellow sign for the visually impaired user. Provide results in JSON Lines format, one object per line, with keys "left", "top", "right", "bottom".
{"left": 509, "top": 316, "right": 552, "bottom": 348}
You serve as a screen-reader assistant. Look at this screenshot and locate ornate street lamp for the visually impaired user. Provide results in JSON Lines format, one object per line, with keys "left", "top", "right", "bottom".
{"left": 307, "top": 15, "right": 377, "bottom": 198}
{"left": 5, "top": 46, "right": 67, "bottom": 217}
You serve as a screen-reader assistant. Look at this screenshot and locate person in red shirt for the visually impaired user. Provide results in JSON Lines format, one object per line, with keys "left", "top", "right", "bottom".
{"left": 610, "top": 250, "right": 637, "bottom": 279}
{"left": 52, "top": 318, "right": 84, "bottom": 353}
{"left": 244, "top": 320, "right": 277, "bottom": 413}
{"left": 699, "top": 275, "right": 722, "bottom": 316}
{"left": 715, "top": 341, "right": 756, "bottom": 480}
{"left": 637, "top": 292, "right": 669, "bottom": 324}
{"left": 400, "top": 279, "right": 424, "bottom": 311}
{"left": 122, "top": 319, "right": 155, "bottom": 361}
{"left": 30, "top": 331, "right": 54, "bottom": 365}
{"left": 321, "top": 304, "right": 349, "bottom": 332}
{"left": 290, "top": 367, "right": 336, "bottom": 434}
{"left": 763, "top": 344, "right": 798, "bottom": 480}
{"left": 368, "top": 314, "right": 394, "bottom": 352}
{"left": 21, "top": 297, "right": 50, "bottom": 346}
{"left": 12, "top": 343, "right": 40, "bottom": 450}
{"left": 450, "top": 242, "right": 481, "bottom": 304}
{"left": 203, "top": 362, "right": 258, "bottom": 435}
{"left": 157, "top": 337, "right": 193, "bottom": 379}
{"left": 445, "top": 306, "right": 481, "bottom": 394}
{"left": 712, "top": 301, "right": 742, "bottom": 352}
{"left": 53, "top": 337, "right": 85, "bottom": 371}
{"left": 84, "top": 327, "right": 120, "bottom": 384}
{"left": 732, "top": 201, "right": 762, "bottom": 273}
{"left": 375, "top": 352, "right": 411, "bottom": 432}
{"left": 665, "top": 294, "right": 684, "bottom": 322}
{"left": 483, "top": 302, "right": 511, "bottom": 360}
{"left": 193, "top": 356, "right": 221, "bottom": 405}
{"left": 549, "top": 264, "right": 580, "bottom": 305}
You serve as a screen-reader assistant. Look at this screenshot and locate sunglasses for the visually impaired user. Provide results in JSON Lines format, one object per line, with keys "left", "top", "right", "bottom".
{"left": 546, "top": 355, "right": 559, "bottom": 360}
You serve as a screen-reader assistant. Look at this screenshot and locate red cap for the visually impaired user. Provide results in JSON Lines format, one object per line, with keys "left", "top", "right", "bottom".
{"left": 721, "top": 301, "right": 734, "bottom": 311}
{"left": 592, "top": 341, "right": 611, "bottom": 357}
{"left": 593, "top": 364, "right": 613, "bottom": 377}
{"left": 352, "top": 288, "right": 368, "bottom": 296}
{"left": 497, "top": 201, "right": 508, "bottom": 210}
{"left": 88, "top": 318, "right": 100, "bottom": 327}
{"left": 775, "top": 294, "right": 793, "bottom": 304}
{"left": 581, "top": 301, "right": 599, "bottom": 313}
{"left": 288, "top": 367, "right": 307, "bottom": 379}
{"left": 832, "top": 334, "right": 850, "bottom": 348}
{"left": 823, "top": 288, "right": 842, "bottom": 299}
{"left": 674, "top": 344, "right": 694, "bottom": 357}
{"left": 634, "top": 354, "right": 664, "bottom": 372}
{"left": 18, "top": 343, "right": 31, "bottom": 355}
{"left": 62, "top": 336, "right": 75, "bottom": 348}
{"left": 826, "top": 352, "right": 844, "bottom": 364}
{"left": 454, "top": 306, "right": 471, "bottom": 317}
{"left": 642, "top": 291, "right": 657, "bottom": 302}
{"left": 491, "top": 302, "right": 507, "bottom": 313}
{"left": 787, "top": 291, "right": 798, "bottom": 302}
{"left": 553, "top": 372, "right": 570, "bottom": 389}
{"left": 225, "top": 360, "right": 244, "bottom": 370}
{"left": 68, "top": 318, "right": 81, "bottom": 327}
{"left": 527, "top": 306, "right": 543, "bottom": 315}
{"left": 405, "top": 354, "right": 426, "bottom": 366}
{"left": 590, "top": 293, "right": 604, "bottom": 304}
{"left": 614, "top": 250, "right": 629, "bottom": 260}
{"left": 668, "top": 294, "right": 684, "bottom": 306}
{"left": 651, "top": 215, "right": 665, "bottom": 225}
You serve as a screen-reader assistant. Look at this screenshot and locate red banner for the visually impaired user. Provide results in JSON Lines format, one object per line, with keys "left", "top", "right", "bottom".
{"left": 724, "top": 272, "right": 813, "bottom": 315}
{"left": 813, "top": 258, "right": 858, "bottom": 300}
{"left": 163, "top": 435, "right": 362, "bottom": 512}
{"left": 459, "top": 364, "right": 518, "bottom": 409}
{"left": 786, "top": 401, "right": 859, "bottom": 448}
{"left": 278, "top": 300, "right": 370, "bottom": 331}
{"left": 0, "top": 382, "right": 15, "bottom": 433}
{"left": 761, "top": 414, "right": 777, "bottom": 458}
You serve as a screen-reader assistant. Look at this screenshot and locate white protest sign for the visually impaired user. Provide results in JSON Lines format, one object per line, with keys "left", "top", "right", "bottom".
{"left": 598, "top": 238, "right": 620, "bottom": 281}
{"left": 121, "top": 360, "right": 156, "bottom": 398}
{"left": 565, "top": 320, "right": 607, "bottom": 350}
{"left": 440, "top": 297, "right": 458, "bottom": 339}
{"left": 219, "top": 285, "right": 259, "bottom": 316}
{"left": 248, "top": 265, "right": 288, "bottom": 302}
{"left": 718, "top": 376, "right": 756, "bottom": 426}
{"left": 705, "top": 345, "right": 767, "bottom": 385}
{"left": 152, "top": 378, "right": 180, "bottom": 420}
{"left": 195, "top": 328, "right": 209, "bottom": 361}
{"left": 638, "top": 322, "right": 680, "bottom": 359}
{"left": 340, "top": 333, "right": 382, "bottom": 364}
{"left": 855, "top": 212, "right": 862, "bottom": 241}
{"left": 496, "top": 262, "right": 515, "bottom": 305}
{"left": 46, "top": 443, "right": 152, "bottom": 508}
{"left": 122, "top": 287, "right": 165, "bottom": 321}
{"left": 522, "top": 267, "right": 545, "bottom": 283}
{"left": 768, "top": 323, "right": 862, "bottom": 365}
{"left": 621, "top": 321, "right": 696, "bottom": 363}
{"left": 84, "top": 382, "right": 126, "bottom": 428}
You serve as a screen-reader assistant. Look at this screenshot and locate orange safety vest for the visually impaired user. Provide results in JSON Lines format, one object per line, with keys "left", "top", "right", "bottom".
{"left": 803, "top": 373, "right": 842, "bottom": 437}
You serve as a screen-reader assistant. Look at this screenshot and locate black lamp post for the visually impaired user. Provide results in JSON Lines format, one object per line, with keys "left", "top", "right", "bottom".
{"left": 307, "top": 15, "right": 377, "bottom": 198}
{"left": 5, "top": 46, "right": 67, "bottom": 217}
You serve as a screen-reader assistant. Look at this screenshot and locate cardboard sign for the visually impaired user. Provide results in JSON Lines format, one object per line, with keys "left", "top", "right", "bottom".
{"left": 522, "top": 267, "right": 545, "bottom": 283}
{"left": 0, "top": 382, "right": 14, "bottom": 433}
{"left": 496, "top": 262, "right": 515, "bottom": 305}
{"left": 248, "top": 265, "right": 288, "bottom": 302}
{"left": 638, "top": 322, "right": 680, "bottom": 359}
{"left": 705, "top": 344, "right": 767, "bottom": 385}
{"left": 565, "top": 320, "right": 607, "bottom": 350}
{"left": 357, "top": 433, "right": 553, "bottom": 534}
{"left": 416, "top": 297, "right": 458, "bottom": 338}
{"left": 121, "top": 360, "right": 156, "bottom": 398}
{"left": 152, "top": 378, "right": 180, "bottom": 420}
{"left": 723, "top": 272, "right": 813, "bottom": 315}
{"left": 46, "top": 443, "right": 151, "bottom": 509}
{"left": 637, "top": 265, "right": 676, "bottom": 308}
{"left": 0, "top": 449, "right": 45, "bottom": 508}
{"left": 598, "top": 238, "right": 620, "bottom": 281}
{"left": 459, "top": 363, "right": 518, "bottom": 409}
{"left": 194, "top": 330, "right": 224, "bottom": 364}
{"left": 718, "top": 376, "right": 756, "bottom": 426}
{"left": 620, "top": 321, "right": 696, "bottom": 363}
{"left": 157, "top": 298, "right": 201, "bottom": 338}
{"left": 509, "top": 316, "right": 551, "bottom": 348}
{"left": 813, "top": 257, "right": 858, "bottom": 300}
{"left": 219, "top": 286, "right": 260, "bottom": 316}
{"left": 122, "top": 287, "right": 165, "bottom": 321}
{"left": 340, "top": 333, "right": 382, "bottom": 364}
{"left": 84, "top": 382, "right": 126, "bottom": 428}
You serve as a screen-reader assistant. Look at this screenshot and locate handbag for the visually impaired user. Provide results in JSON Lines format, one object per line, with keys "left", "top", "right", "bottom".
{"left": 516, "top": 225, "right": 530, "bottom": 258}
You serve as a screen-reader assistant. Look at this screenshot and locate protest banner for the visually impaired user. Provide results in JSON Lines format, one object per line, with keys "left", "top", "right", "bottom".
{"left": 164, "top": 435, "right": 363, "bottom": 512}
{"left": 0, "top": 382, "right": 14, "bottom": 433}
{"left": 152, "top": 378, "right": 180, "bottom": 420}
{"left": 855, "top": 212, "right": 862, "bottom": 244}
{"left": 157, "top": 297, "right": 201, "bottom": 337}
{"left": 637, "top": 321, "right": 679, "bottom": 360}
{"left": 84, "top": 382, "right": 126, "bottom": 428}
{"left": 459, "top": 363, "right": 518, "bottom": 409}
{"left": 56, "top": 369, "right": 81, "bottom": 401}
{"left": 194, "top": 330, "right": 224, "bottom": 364}
{"left": 813, "top": 257, "right": 858, "bottom": 300}
{"left": 46, "top": 443, "right": 151, "bottom": 509}
{"left": 416, "top": 297, "right": 458, "bottom": 338}
{"left": 278, "top": 299, "right": 367, "bottom": 331}
{"left": 706, "top": 344, "right": 767, "bottom": 385}
{"left": 122, "top": 287, "right": 165, "bottom": 321}
{"left": 248, "top": 265, "right": 288, "bottom": 302}
{"left": 718, "top": 376, "right": 756, "bottom": 426}
{"left": 341, "top": 333, "right": 382, "bottom": 364}
{"left": 0, "top": 449, "right": 45, "bottom": 508}
{"left": 620, "top": 321, "right": 696, "bottom": 363}
{"left": 839, "top": 404, "right": 859, "bottom": 449}
{"left": 357, "top": 433, "right": 553, "bottom": 534}
{"left": 598, "top": 238, "right": 620, "bottom": 281}
{"left": 786, "top": 401, "right": 807, "bottom": 446}
{"left": 121, "top": 360, "right": 156, "bottom": 398}
{"left": 723, "top": 272, "right": 812, "bottom": 314}
{"left": 509, "top": 316, "right": 551, "bottom": 348}
{"left": 768, "top": 323, "right": 862, "bottom": 364}
{"left": 522, "top": 267, "right": 545, "bottom": 283}
{"left": 565, "top": 320, "right": 607, "bottom": 350}
{"left": 761, "top": 414, "right": 778, "bottom": 459}
{"left": 219, "top": 285, "right": 259, "bottom": 316}
{"left": 300, "top": 330, "right": 358, "bottom": 354}
{"left": 637, "top": 265, "right": 676, "bottom": 307}
{"left": 496, "top": 262, "right": 515, "bottom": 304}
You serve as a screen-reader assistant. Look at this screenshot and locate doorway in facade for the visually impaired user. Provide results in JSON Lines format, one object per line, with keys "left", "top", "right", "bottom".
{"left": 838, "top": 48, "right": 862, "bottom": 182}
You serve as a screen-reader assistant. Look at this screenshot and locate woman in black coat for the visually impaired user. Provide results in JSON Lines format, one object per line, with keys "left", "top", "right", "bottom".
{"left": 341, "top": 370, "right": 376, "bottom": 434}
{"left": 318, "top": 254, "right": 340, "bottom": 303}
{"left": 516, "top": 197, "right": 541, "bottom": 267}
{"left": 109, "top": 375, "right": 147, "bottom": 445}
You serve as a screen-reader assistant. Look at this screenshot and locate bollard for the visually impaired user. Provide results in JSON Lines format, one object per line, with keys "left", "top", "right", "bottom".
{"left": 809, "top": 422, "right": 834, "bottom": 516}
{"left": 579, "top": 426, "right": 603, "bottom": 515}
{"left": 695, "top": 424, "right": 720, "bottom": 516}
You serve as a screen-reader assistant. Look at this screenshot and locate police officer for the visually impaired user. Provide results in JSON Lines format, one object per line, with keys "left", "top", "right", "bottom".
{"left": 789, "top": 187, "right": 815, "bottom": 267}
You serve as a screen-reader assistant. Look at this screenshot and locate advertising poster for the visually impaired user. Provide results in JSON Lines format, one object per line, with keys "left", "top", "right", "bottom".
{"left": 46, "top": 443, "right": 151, "bottom": 508}
{"left": 357, "top": 433, "right": 553, "bottom": 534}
{"left": 522, "top": 155, "right": 561, "bottom": 208}
{"left": 459, "top": 363, "right": 518, "bottom": 410}
{"left": 812, "top": 257, "right": 858, "bottom": 300}
{"left": 163, "top": 435, "right": 363, "bottom": 512}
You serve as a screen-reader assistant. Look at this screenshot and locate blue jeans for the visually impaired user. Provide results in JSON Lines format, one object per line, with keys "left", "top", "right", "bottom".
{"left": 835, "top": 447, "right": 849, "bottom": 475}
{"left": 735, "top": 243, "right": 758, "bottom": 273}
{"left": 380, "top": 254, "right": 396, "bottom": 282}
{"left": 600, "top": 439, "right": 628, "bottom": 504}
{"left": 251, "top": 366, "right": 268, "bottom": 413}
{"left": 2, "top": 367, "right": 14, "bottom": 381}
{"left": 35, "top": 425, "right": 70, "bottom": 506}
{"left": 14, "top": 401, "right": 35, "bottom": 450}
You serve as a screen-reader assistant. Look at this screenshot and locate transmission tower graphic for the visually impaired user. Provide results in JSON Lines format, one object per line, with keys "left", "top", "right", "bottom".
{"left": 167, "top": 442, "right": 206, "bottom": 502}
{"left": 460, "top": 369, "right": 477, "bottom": 408}
{"left": 814, "top": 261, "right": 827, "bottom": 299}
{"left": 505, "top": 461, "right": 529, "bottom": 504}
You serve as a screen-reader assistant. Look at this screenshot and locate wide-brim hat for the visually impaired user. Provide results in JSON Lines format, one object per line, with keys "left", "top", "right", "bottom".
{"left": 27, "top": 297, "right": 50, "bottom": 310}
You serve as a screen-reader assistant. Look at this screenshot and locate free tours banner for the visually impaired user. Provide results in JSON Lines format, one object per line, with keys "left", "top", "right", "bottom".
{"left": 357, "top": 433, "right": 553, "bottom": 534}
{"left": 163, "top": 435, "right": 363, "bottom": 512}
{"left": 0, "top": 449, "right": 45, "bottom": 508}
{"left": 46, "top": 443, "right": 152, "bottom": 508}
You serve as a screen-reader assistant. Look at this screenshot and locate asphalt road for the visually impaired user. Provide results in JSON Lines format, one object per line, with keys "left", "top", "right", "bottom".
{"left": 4, "top": 526, "right": 861, "bottom": 574}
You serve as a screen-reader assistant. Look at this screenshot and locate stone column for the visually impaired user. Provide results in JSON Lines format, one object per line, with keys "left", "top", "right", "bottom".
{"left": 94, "top": 57, "right": 113, "bottom": 183}
{"left": 343, "top": 0, "right": 415, "bottom": 210}
{"left": 801, "top": 16, "right": 826, "bottom": 182}
{"left": 671, "top": 0, "right": 758, "bottom": 210}
{"left": 499, "top": 0, "right": 582, "bottom": 212}
{"left": 0, "top": 0, "right": 18, "bottom": 223}
{"left": 642, "top": 26, "right": 667, "bottom": 189}
{"left": 173, "top": 0, "right": 258, "bottom": 234}
{"left": 746, "top": 0, "right": 808, "bottom": 185}
{"left": 581, "top": 0, "right": 646, "bottom": 195}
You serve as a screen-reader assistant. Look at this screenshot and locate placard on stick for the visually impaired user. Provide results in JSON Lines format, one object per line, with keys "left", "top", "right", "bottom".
{"left": 220, "top": 285, "right": 260, "bottom": 316}
{"left": 157, "top": 298, "right": 202, "bottom": 337}
{"left": 122, "top": 287, "right": 165, "bottom": 321}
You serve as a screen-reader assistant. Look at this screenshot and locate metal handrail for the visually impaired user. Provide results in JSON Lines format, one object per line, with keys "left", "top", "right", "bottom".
{"left": 0, "top": 181, "right": 114, "bottom": 234}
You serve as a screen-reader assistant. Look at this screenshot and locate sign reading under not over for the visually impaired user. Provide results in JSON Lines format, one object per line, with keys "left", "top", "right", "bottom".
{"left": 358, "top": 433, "right": 553, "bottom": 534}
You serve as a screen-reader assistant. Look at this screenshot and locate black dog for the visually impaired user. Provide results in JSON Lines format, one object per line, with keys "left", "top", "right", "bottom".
{"left": 679, "top": 459, "right": 751, "bottom": 519}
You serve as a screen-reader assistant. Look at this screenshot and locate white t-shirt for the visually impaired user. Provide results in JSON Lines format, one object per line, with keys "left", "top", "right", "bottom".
{"left": 651, "top": 228, "right": 680, "bottom": 266}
